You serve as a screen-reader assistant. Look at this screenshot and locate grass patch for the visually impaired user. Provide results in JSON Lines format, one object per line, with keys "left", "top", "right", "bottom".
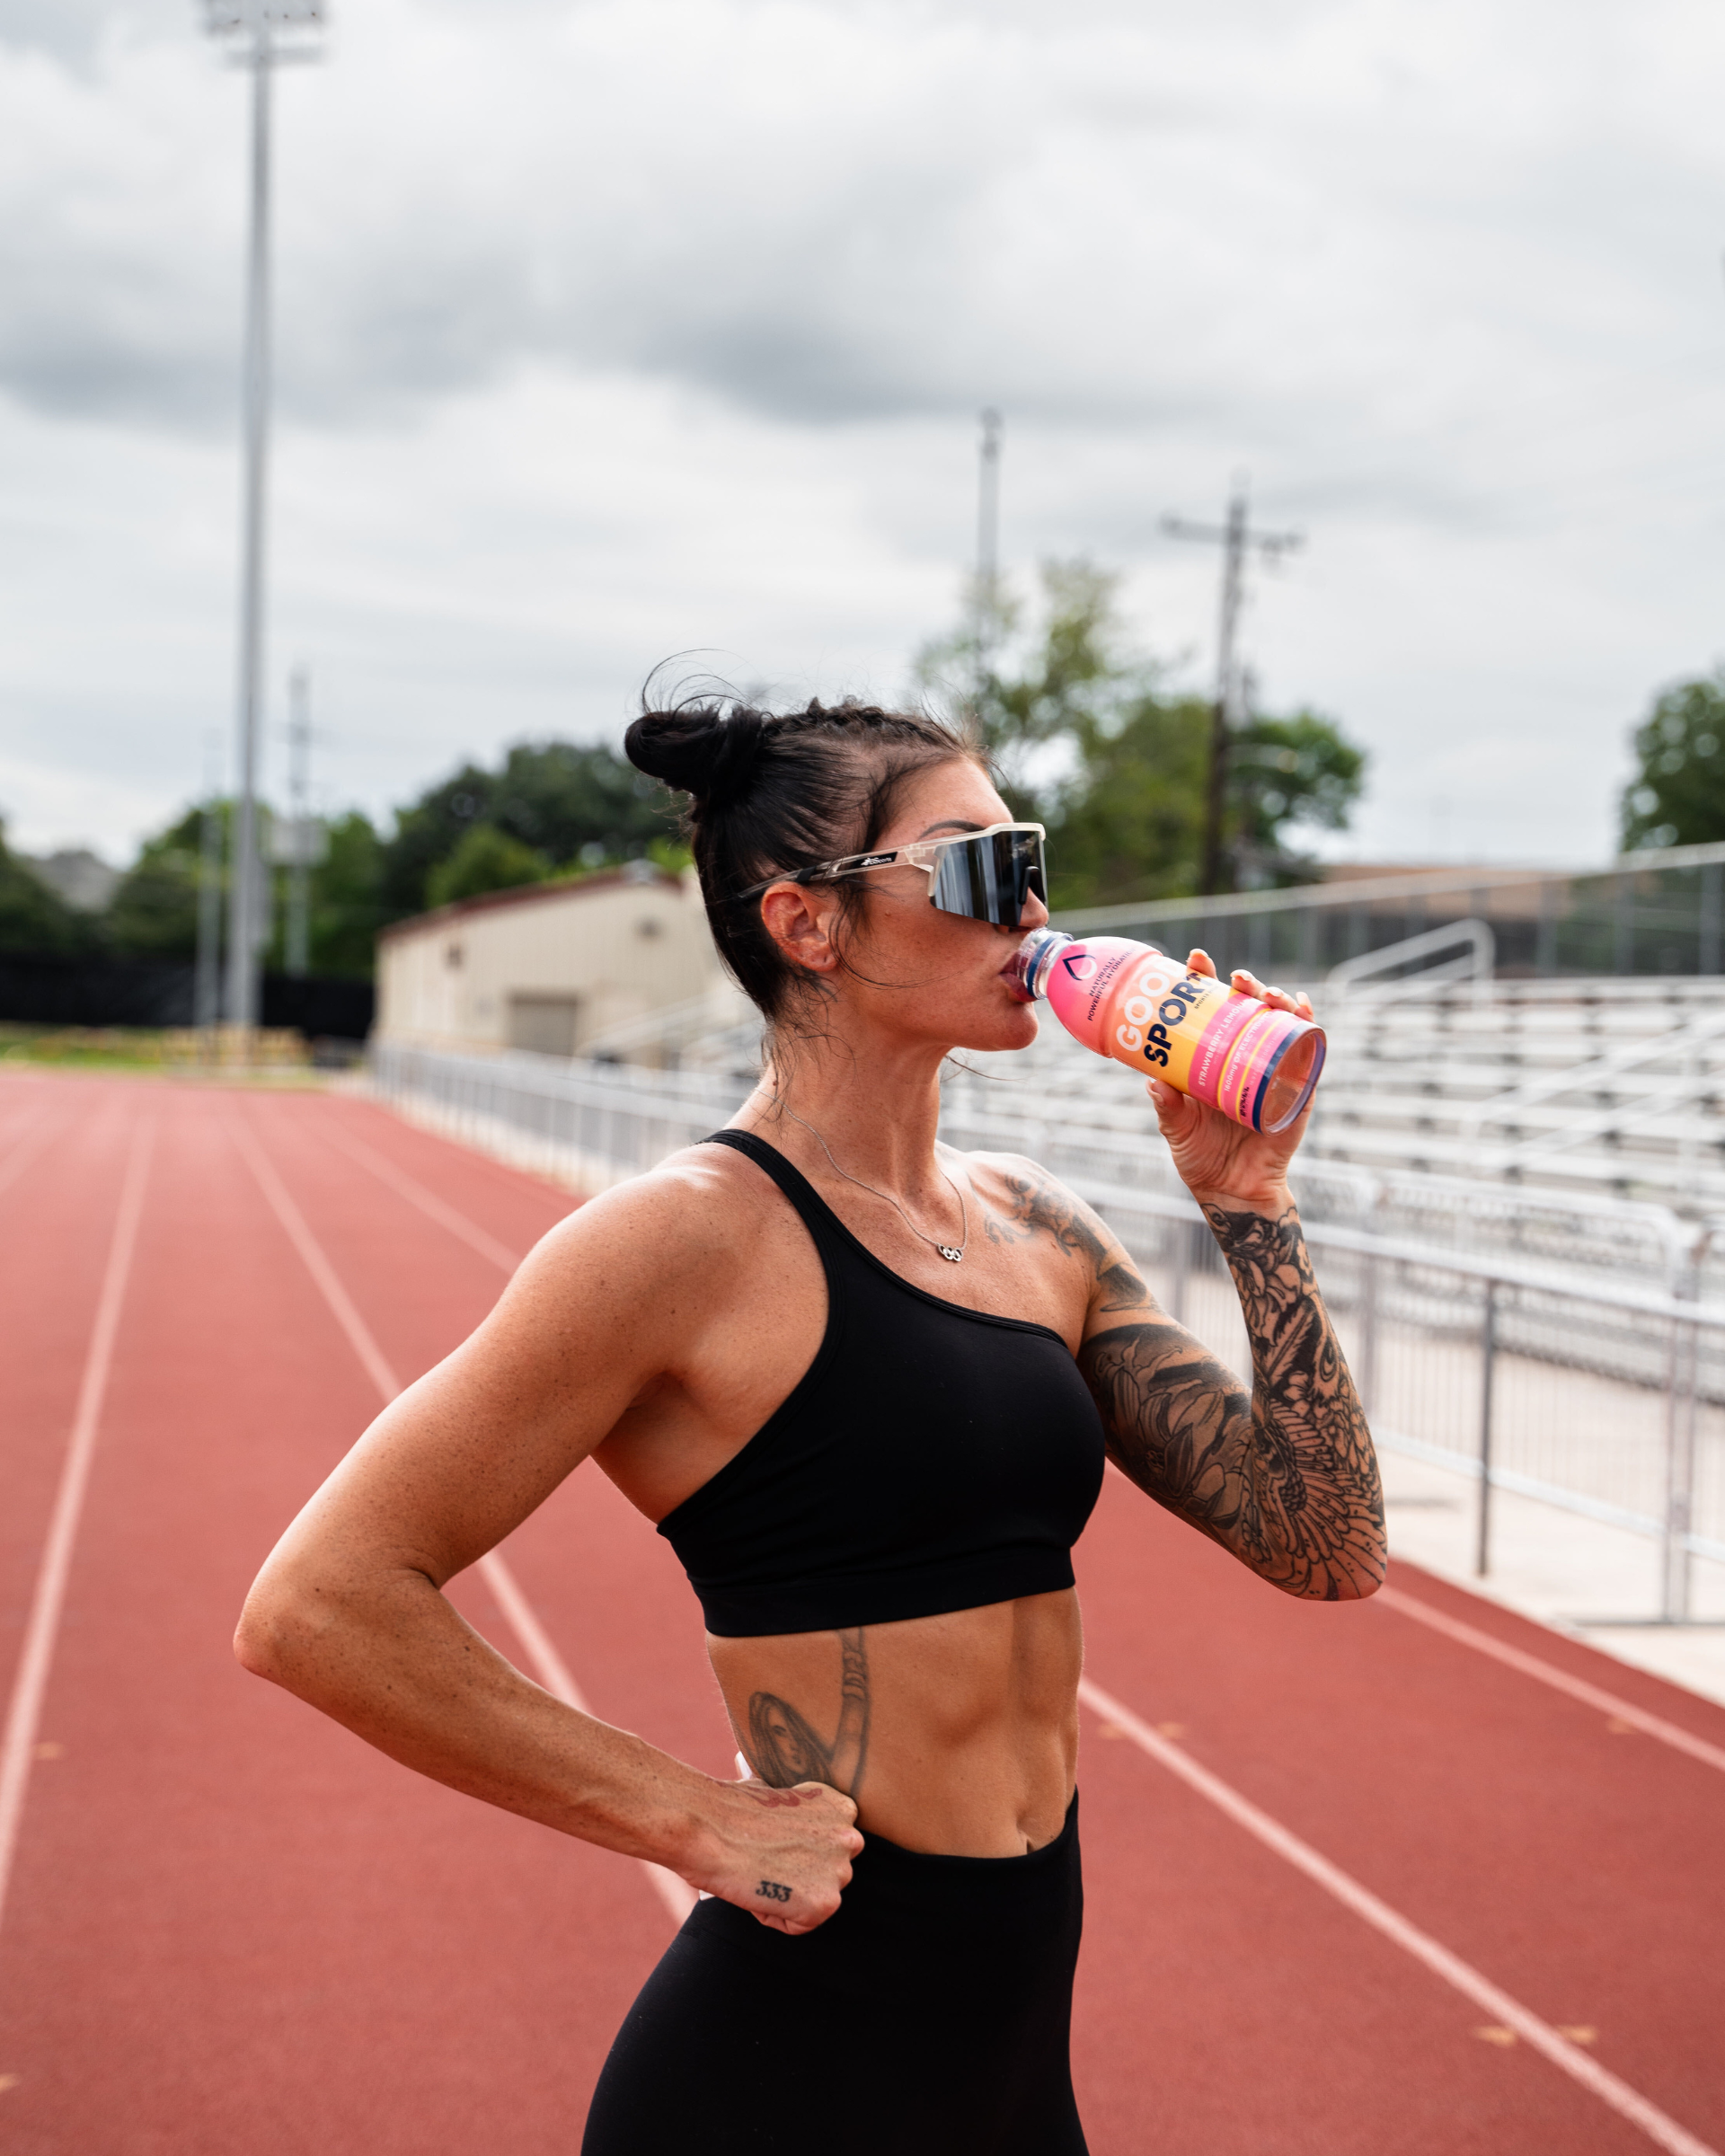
{"left": 0, "top": 1025, "right": 313, "bottom": 1072}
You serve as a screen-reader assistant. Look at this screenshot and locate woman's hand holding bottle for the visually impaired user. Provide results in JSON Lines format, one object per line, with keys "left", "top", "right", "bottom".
{"left": 1145, "top": 951, "right": 1314, "bottom": 1215}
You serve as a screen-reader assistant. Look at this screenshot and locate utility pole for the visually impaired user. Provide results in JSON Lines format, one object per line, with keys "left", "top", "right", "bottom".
{"left": 1163, "top": 476, "right": 1301, "bottom": 895}
{"left": 201, "top": 1, "right": 324, "bottom": 1038}
{"left": 194, "top": 731, "right": 226, "bottom": 1037}
{"left": 284, "top": 664, "right": 312, "bottom": 976}
{"left": 973, "top": 408, "right": 1004, "bottom": 712}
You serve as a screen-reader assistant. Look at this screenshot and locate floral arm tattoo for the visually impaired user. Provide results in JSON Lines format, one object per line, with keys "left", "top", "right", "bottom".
{"left": 989, "top": 1164, "right": 1384, "bottom": 1600}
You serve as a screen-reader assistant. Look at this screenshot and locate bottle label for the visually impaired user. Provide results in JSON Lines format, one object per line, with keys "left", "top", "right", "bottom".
{"left": 1216, "top": 1007, "right": 1284, "bottom": 1127}
{"left": 1042, "top": 935, "right": 1315, "bottom": 1135}
{"left": 1104, "top": 957, "right": 1294, "bottom": 1131}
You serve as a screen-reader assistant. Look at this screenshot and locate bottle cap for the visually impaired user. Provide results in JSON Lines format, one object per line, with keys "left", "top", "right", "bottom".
{"left": 1006, "top": 927, "right": 1073, "bottom": 1003}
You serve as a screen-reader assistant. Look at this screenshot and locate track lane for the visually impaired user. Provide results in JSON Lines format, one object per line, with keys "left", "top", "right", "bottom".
{"left": 0, "top": 1088, "right": 137, "bottom": 1719}
{"left": 0, "top": 1084, "right": 659, "bottom": 2154}
{"left": 1077, "top": 1673, "right": 1714, "bottom": 2156}
{"left": 1073, "top": 1454, "right": 1725, "bottom": 2151}
{"left": 307, "top": 1090, "right": 577, "bottom": 1259}
{"left": 0, "top": 1118, "right": 154, "bottom": 1930}
{"left": 0, "top": 1094, "right": 67, "bottom": 1206}
{"left": 6, "top": 1077, "right": 1722, "bottom": 2154}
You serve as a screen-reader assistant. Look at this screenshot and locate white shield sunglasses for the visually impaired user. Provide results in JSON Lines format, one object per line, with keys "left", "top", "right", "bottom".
{"left": 733, "top": 821, "right": 1048, "bottom": 928}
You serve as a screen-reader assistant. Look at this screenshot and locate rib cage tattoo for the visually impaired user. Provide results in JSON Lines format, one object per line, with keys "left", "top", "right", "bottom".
{"left": 746, "top": 1627, "right": 872, "bottom": 1797}
{"left": 1079, "top": 1202, "right": 1384, "bottom": 1599}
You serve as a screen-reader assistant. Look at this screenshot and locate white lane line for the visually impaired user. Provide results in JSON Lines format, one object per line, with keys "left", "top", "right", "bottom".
{"left": 1102, "top": 1461, "right": 1725, "bottom": 1776}
{"left": 1376, "top": 1585, "right": 1725, "bottom": 1778}
{"left": 230, "top": 1114, "right": 696, "bottom": 1927}
{"left": 314, "top": 1118, "right": 526, "bottom": 1274}
{"left": 0, "top": 1119, "right": 154, "bottom": 1935}
{"left": 232, "top": 1119, "right": 401, "bottom": 1403}
{"left": 1078, "top": 1674, "right": 1720, "bottom": 2156}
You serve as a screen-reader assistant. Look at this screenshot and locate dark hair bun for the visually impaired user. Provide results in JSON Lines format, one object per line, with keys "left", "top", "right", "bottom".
{"left": 624, "top": 703, "right": 768, "bottom": 809}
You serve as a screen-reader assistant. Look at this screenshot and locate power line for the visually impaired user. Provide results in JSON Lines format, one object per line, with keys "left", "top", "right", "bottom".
{"left": 1163, "top": 475, "right": 1302, "bottom": 896}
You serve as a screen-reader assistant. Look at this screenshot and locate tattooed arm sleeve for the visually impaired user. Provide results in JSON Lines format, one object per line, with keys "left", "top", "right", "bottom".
{"left": 1079, "top": 1203, "right": 1385, "bottom": 1601}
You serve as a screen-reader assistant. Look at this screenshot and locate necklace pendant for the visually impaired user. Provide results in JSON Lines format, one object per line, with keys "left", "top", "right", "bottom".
{"left": 938, "top": 1246, "right": 964, "bottom": 1263}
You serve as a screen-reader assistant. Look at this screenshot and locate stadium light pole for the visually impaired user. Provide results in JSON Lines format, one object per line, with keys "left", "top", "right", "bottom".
{"left": 284, "top": 664, "right": 313, "bottom": 976}
{"left": 973, "top": 408, "right": 1003, "bottom": 713}
{"left": 201, "top": 1, "right": 324, "bottom": 1037}
{"left": 193, "top": 729, "right": 226, "bottom": 1037}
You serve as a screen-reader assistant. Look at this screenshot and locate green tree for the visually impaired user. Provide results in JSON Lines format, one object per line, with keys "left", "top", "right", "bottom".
{"left": 303, "top": 811, "right": 388, "bottom": 977}
{"left": 917, "top": 561, "right": 1144, "bottom": 812}
{"left": 918, "top": 561, "right": 1365, "bottom": 907}
{"left": 490, "top": 739, "right": 670, "bottom": 863}
{"left": 1046, "top": 694, "right": 1214, "bottom": 907}
{"left": 106, "top": 806, "right": 208, "bottom": 958}
{"left": 380, "top": 741, "right": 674, "bottom": 915}
{"left": 0, "top": 821, "right": 95, "bottom": 957}
{"left": 102, "top": 800, "right": 387, "bottom": 978}
{"left": 424, "top": 823, "right": 550, "bottom": 908}
{"left": 1231, "top": 712, "right": 1367, "bottom": 886}
{"left": 1622, "top": 673, "right": 1725, "bottom": 850}
{"left": 378, "top": 762, "right": 495, "bottom": 917}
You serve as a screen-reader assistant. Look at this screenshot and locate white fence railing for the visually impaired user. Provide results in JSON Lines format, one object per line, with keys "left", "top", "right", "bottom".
{"left": 369, "top": 1039, "right": 1725, "bottom": 1621}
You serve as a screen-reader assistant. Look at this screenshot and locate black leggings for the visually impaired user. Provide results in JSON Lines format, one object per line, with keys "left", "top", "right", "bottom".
{"left": 582, "top": 1794, "right": 1088, "bottom": 2155}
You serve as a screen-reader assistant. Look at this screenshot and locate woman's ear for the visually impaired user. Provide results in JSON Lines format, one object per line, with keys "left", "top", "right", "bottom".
{"left": 758, "top": 883, "right": 842, "bottom": 975}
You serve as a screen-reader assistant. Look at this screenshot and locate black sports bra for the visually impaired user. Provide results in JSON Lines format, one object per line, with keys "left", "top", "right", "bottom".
{"left": 656, "top": 1129, "right": 1107, "bottom": 1638}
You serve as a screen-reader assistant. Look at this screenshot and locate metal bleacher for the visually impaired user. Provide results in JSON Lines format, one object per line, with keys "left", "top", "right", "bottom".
{"left": 1308, "top": 968, "right": 1725, "bottom": 1217}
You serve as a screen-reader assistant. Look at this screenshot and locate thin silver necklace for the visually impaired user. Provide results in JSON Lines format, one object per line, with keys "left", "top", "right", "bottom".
{"left": 774, "top": 1098, "right": 969, "bottom": 1263}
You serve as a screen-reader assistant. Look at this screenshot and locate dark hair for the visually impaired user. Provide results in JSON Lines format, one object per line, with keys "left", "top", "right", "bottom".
{"left": 624, "top": 694, "right": 979, "bottom": 1027}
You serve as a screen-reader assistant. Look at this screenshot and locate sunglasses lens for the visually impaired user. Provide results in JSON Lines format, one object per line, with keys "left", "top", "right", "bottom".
{"left": 929, "top": 828, "right": 1046, "bottom": 925}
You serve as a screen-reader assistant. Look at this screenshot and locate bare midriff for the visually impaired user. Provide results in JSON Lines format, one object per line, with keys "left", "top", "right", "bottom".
{"left": 705, "top": 1587, "right": 1083, "bottom": 1858}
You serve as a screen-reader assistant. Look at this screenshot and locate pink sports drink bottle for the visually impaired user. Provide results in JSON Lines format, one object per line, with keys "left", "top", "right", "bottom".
{"left": 1009, "top": 928, "right": 1325, "bottom": 1135}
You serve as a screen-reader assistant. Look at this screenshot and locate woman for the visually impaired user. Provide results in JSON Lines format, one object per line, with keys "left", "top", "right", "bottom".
{"left": 236, "top": 697, "right": 1385, "bottom": 2154}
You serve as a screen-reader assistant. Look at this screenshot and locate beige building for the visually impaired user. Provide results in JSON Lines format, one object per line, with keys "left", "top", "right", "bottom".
{"left": 376, "top": 864, "right": 745, "bottom": 1061}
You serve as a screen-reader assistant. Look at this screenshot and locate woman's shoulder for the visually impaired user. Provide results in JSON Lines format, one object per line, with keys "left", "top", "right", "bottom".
{"left": 523, "top": 1137, "right": 792, "bottom": 1284}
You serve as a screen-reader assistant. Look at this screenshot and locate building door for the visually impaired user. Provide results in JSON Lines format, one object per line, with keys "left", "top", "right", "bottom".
{"left": 507, "top": 994, "right": 581, "bottom": 1056}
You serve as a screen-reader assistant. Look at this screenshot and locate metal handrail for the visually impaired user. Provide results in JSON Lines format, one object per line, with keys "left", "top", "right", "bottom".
{"left": 1060, "top": 1176, "right": 1716, "bottom": 1322}
{"left": 1456, "top": 1004, "right": 1725, "bottom": 1138}
{"left": 1326, "top": 919, "right": 1495, "bottom": 1004}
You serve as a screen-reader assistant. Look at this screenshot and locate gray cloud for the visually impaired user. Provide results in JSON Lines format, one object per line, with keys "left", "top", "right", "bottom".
{"left": 4, "top": 0, "right": 1725, "bottom": 869}
{"left": 6, "top": 0, "right": 1712, "bottom": 469}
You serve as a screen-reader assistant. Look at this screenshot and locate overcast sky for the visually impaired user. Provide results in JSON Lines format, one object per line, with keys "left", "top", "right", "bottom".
{"left": 3, "top": 0, "right": 1724, "bottom": 870}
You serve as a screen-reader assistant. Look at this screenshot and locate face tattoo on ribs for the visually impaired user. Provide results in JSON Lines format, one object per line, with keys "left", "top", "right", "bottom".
{"left": 745, "top": 1627, "right": 871, "bottom": 1798}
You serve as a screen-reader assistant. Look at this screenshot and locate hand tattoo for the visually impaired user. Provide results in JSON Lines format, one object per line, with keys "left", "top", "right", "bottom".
{"left": 1080, "top": 1203, "right": 1384, "bottom": 1600}
{"left": 745, "top": 1628, "right": 871, "bottom": 1797}
{"left": 755, "top": 1880, "right": 793, "bottom": 1903}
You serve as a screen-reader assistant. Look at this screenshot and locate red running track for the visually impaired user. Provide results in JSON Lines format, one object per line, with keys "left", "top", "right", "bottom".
{"left": 2, "top": 1072, "right": 1722, "bottom": 2155}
